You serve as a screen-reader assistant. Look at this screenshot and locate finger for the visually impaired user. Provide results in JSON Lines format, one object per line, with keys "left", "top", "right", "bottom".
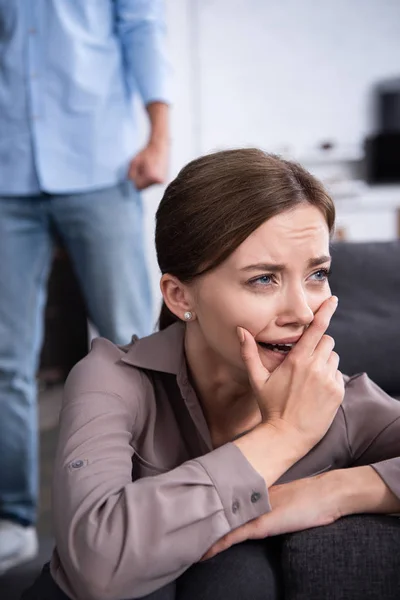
{"left": 291, "top": 296, "right": 338, "bottom": 358}
{"left": 201, "top": 537, "right": 230, "bottom": 561}
{"left": 134, "top": 166, "right": 151, "bottom": 191}
{"left": 237, "top": 327, "right": 270, "bottom": 391}
{"left": 138, "top": 175, "right": 160, "bottom": 190}
{"left": 335, "top": 369, "right": 345, "bottom": 390}
{"left": 201, "top": 525, "right": 248, "bottom": 561}
{"left": 327, "top": 351, "right": 340, "bottom": 373}
{"left": 200, "top": 546, "right": 219, "bottom": 561}
{"left": 313, "top": 335, "right": 335, "bottom": 364}
{"left": 144, "top": 164, "right": 164, "bottom": 185}
{"left": 135, "top": 176, "right": 151, "bottom": 191}
{"left": 246, "top": 511, "right": 286, "bottom": 538}
{"left": 135, "top": 162, "right": 159, "bottom": 190}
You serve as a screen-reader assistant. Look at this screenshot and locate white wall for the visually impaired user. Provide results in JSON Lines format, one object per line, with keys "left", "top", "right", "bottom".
{"left": 140, "top": 0, "right": 199, "bottom": 322}
{"left": 142, "top": 0, "right": 400, "bottom": 323}
{"left": 197, "top": 0, "right": 400, "bottom": 155}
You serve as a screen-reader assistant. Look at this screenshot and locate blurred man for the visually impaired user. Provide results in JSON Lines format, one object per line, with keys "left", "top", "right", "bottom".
{"left": 0, "top": 0, "right": 170, "bottom": 573}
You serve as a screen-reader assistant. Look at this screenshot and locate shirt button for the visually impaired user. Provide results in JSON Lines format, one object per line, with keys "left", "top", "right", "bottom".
{"left": 232, "top": 500, "right": 240, "bottom": 514}
{"left": 251, "top": 492, "right": 262, "bottom": 503}
{"left": 28, "top": 28, "right": 37, "bottom": 35}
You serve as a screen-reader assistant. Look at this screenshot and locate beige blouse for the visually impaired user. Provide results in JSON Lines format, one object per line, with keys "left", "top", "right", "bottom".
{"left": 50, "top": 322, "right": 400, "bottom": 600}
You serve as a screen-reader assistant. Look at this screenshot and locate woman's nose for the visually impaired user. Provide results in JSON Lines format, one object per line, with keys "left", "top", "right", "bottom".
{"left": 276, "top": 289, "right": 314, "bottom": 327}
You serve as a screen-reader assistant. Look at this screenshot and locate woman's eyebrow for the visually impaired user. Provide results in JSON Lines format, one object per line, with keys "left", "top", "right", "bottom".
{"left": 308, "top": 255, "right": 332, "bottom": 267}
{"left": 240, "top": 262, "right": 285, "bottom": 273}
{"left": 240, "top": 255, "right": 331, "bottom": 273}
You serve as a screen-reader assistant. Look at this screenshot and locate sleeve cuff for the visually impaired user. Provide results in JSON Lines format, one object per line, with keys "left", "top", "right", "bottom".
{"left": 195, "top": 442, "right": 271, "bottom": 529}
{"left": 371, "top": 457, "right": 400, "bottom": 501}
{"left": 140, "top": 81, "right": 172, "bottom": 107}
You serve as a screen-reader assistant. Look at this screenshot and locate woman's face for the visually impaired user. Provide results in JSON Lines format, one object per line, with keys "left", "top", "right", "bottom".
{"left": 190, "top": 204, "right": 332, "bottom": 374}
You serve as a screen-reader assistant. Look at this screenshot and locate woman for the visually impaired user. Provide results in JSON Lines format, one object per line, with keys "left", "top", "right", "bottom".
{"left": 24, "top": 149, "right": 400, "bottom": 600}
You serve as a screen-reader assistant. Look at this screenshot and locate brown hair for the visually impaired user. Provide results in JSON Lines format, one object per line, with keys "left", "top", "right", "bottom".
{"left": 155, "top": 148, "right": 335, "bottom": 330}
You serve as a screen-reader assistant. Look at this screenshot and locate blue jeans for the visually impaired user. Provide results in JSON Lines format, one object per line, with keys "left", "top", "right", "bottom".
{"left": 0, "top": 182, "right": 152, "bottom": 526}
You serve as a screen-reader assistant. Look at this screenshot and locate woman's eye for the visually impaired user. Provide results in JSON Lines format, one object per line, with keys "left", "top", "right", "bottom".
{"left": 310, "top": 268, "right": 331, "bottom": 282}
{"left": 250, "top": 274, "right": 273, "bottom": 286}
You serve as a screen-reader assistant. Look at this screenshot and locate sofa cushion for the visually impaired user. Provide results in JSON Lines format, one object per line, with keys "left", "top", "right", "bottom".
{"left": 328, "top": 241, "right": 400, "bottom": 396}
{"left": 281, "top": 514, "right": 400, "bottom": 600}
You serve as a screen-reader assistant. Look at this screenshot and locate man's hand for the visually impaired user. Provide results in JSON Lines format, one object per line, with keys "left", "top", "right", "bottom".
{"left": 128, "top": 140, "right": 168, "bottom": 190}
{"left": 201, "top": 472, "right": 341, "bottom": 561}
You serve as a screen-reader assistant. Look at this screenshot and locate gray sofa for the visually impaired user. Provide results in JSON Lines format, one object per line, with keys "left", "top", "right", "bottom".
{"left": 328, "top": 240, "right": 400, "bottom": 397}
{"left": 282, "top": 240, "right": 400, "bottom": 599}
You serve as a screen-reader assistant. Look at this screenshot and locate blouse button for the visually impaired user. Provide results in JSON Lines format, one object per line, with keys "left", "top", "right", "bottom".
{"left": 251, "top": 492, "right": 262, "bottom": 503}
{"left": 232, "top": 500, "right": 240, "bottom": 514}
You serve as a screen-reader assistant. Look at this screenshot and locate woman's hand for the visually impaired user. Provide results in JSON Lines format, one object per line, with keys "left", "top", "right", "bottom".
{"left": 233, "top": 296, "right": 345, "bottom": 488}
{"left": 201, "top": 472, "right": 341, "bottom": 561}
{"left": 238, "top": 295, "right": 344, "bottom": 458}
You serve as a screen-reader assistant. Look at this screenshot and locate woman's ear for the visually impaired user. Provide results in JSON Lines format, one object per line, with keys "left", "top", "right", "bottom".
{"left": 160, "top": 274, "right": 195, "bottom": 321}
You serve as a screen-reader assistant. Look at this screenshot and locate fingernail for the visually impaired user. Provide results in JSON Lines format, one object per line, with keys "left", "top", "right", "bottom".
{"left": 237, "top": 326, "right": 245, "bottom": 344}
{"left": 331, "top": 295, "right": 338, "bottom": 305}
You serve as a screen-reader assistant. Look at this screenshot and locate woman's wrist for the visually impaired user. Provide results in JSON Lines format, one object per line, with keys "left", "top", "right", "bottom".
{"left": 233, "top": 422, "right": 305, "bottom": 487}
{"left": 328, "top": 466, "right": 400, "bottom": 517}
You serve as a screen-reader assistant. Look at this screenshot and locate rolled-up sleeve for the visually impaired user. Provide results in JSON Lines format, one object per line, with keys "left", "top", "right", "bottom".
{"left": 115, "top": 0, "right": 171, "bottom": 105}
{"left": 53, "top": 361, "right": 269, "bottom": 600}
{"left": 343, "top": 374, "right": 400, "bottom": 501}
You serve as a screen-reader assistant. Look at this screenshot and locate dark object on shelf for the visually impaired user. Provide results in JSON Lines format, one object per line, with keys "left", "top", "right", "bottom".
{"left": 365, "top": 77, "right": 400, "bottom": 184}
{"left": 374, "top": 77, "right": 400, "bottom": 133}
{"left": 38, "top": 247, "right": 88, "bottom": 385}
{"left": 364, "top": 132, "right": 400, "bottom": 184}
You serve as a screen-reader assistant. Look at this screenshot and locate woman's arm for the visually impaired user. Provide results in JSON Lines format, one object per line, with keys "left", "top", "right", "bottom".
{"left": 335, "top": 465, "right": 400, "bottom": 516}
{"left": 52, "top": 341, "right": 276, "bottom": 600}
{"left": 201, "top": 464, "right": 400, "bottom": 561}
{"left": 54, "top": 406, "right": 269, "bottom": 600}
{"left": 342, "top": 374, "right": 400, "bottom": 504}
{"left": 202, "top": 375, "right": 400, "bottom": 559}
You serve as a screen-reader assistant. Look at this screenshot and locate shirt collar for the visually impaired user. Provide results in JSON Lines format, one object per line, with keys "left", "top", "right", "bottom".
{"left": 120, "top": 321, "right": 214, "bottom": 451}
{"left": 120, "top": 321, "right": 186, "bottom": 374}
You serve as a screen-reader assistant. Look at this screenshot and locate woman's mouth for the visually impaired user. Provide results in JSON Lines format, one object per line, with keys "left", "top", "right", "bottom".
{"left": 257, "top": 341, "right": 296, "bottom": 354}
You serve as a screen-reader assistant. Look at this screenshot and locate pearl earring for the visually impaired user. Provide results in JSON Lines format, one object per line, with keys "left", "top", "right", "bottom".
{"left": 184, "top": 311, "right": 193, "bottom": 321}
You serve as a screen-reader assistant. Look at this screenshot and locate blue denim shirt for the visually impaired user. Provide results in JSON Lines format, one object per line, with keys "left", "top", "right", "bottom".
{"left": 0, "top": 0, "right": 171, "bottom": 195}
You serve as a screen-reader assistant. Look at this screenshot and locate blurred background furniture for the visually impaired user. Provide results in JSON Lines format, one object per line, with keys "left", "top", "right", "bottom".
{"left": 38, "top": 245, "right": 88, "bottom": 386}
{"left": 328, "top": 240, "right": 400, "bottom": 398}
